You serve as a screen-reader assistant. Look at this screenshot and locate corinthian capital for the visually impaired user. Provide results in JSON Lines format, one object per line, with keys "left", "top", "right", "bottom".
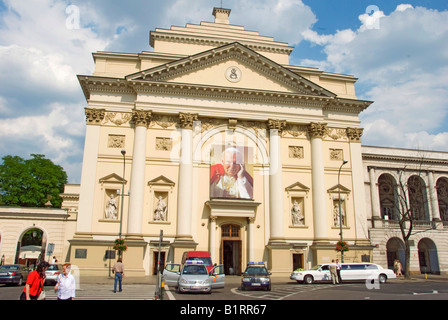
{"left": 85, "top": 108, "right": 105, "bottom": 125}
{"left": 308, "top": 122, "right": 327, "bottom": 138}
{"left": 179, "top": 113, "right": 199, "bottom": 129}
{"left": 268, "top": 119, "right": 287, "bottom": 133}
{"left": 346, "top": 127, "right": 364, "bottom": 142}
{"left": 132, "top": 110, "right": 152, "bottom": 127}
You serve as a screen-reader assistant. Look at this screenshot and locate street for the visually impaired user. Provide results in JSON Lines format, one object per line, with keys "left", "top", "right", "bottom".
{"left": 1, "top": 276, "right": 447, "bottom": 301}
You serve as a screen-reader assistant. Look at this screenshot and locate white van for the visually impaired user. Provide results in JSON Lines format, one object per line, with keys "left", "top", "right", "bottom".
{"left": 290, "top": 263, "right": 396, "bottom": 284}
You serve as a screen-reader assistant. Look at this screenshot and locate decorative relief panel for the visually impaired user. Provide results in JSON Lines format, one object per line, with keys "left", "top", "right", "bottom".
{"left": 108, "top": 135, "right": 125, "bottom": 148}
{"left": 105, "top": 112, "right": 132, "bottom": 126}
{"left": 155, "top": 137, "right": 172, "bottom": 151}
{"left": 289, "top": 146, "right": 304, "bottom": 159}
{"left": 329, "top": 148, "right": 343, "bottom": 161}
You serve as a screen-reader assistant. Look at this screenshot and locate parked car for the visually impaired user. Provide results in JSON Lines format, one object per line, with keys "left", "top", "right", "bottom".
{"left": 0, "top": 264, "right": 31, "bottom": 286}
{"left": 45, "top": 264, "right": 63, "bottom": 285}
{"left": 162, "top": 261, "right": 225, "bottom": 293}
{"left": 241, "top": 262, "right": 271, "bottom": 291}
{"left": 290, "top": 263, "right": 396, "bottom": 284}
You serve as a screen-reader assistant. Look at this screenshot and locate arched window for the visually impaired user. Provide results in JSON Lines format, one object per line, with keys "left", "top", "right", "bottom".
{"left": 436, "top": 177, "right": 448, "bottom": 222}
{"left": 408, "top": 175, "right": 429, "bottom": 221}
{"left": 378, "top": 173, "right": 398, "bottom": 220}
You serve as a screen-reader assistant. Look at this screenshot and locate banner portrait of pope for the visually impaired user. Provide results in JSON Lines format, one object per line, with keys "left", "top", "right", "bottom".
{"left": 210, "top": 145, "right": 253, "bottom": 199}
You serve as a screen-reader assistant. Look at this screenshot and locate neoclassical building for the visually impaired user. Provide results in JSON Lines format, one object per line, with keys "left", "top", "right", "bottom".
{"left": 68, "top": 8, "right": 373, "bottom": 276}
{"left": 363, "top": 146, "right": 448, "bottom": 274}
{"left": 1, "top": 8, "right": 447, "bottom": 276}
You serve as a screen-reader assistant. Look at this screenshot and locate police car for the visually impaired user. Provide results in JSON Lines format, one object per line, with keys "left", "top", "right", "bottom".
{"left": 241, "top": 262, "right": 271, "bottom": 291}
{"left": 163, "top": 260, "right": 225, "bottom": 294}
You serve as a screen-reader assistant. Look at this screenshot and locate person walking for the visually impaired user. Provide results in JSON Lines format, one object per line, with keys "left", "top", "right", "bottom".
{"left": 394, "top": 259, "right": 403, "bottom": 277}
{"left": 112, "top": 258, "right": 125, "bottom": 293}
{"left": 329, "top": 260, "right": 339, "bottom": 285}
{"left": 336, "top": 259, "right": 342, "bottom": 284}
{"left": 54, "top": 263, "right": 76, "bottom": 300}
{"left": 20, "top": 261, "right": 49, "bottom": 300}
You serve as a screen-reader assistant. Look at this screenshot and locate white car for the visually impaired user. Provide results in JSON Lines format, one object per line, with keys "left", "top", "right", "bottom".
{"left": 290, "top": 263, "right": 396, "bottom": 284}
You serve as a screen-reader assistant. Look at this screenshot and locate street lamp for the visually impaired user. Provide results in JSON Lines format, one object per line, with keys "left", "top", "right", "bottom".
{"left": 338, "top": 159, "right": 348, "bottom": 262}
{"left": 118, "top": 149, "right": 126, "bottom": 240}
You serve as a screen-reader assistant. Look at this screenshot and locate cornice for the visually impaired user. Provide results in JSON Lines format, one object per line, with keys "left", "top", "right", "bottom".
{"left": 362, "top": 153, "right": 448, "bottom": 166}
{"left": 149, "top": 32, "right": 294, "bottom": 55}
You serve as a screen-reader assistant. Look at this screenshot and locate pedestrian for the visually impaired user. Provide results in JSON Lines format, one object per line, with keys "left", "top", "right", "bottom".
{"left": 329, "top": 260, "right": 339, "bottom": 285}
{"left": 394, "top": 259, "right": 403, "bottom": 277}
{"left": 54, "top": 263, "right": 76, "bottom": 300}
{"left": 336, "top": 259, "right": 342, "bottom": 284}
{"left": 112, "top": 258, "right": 124, "bottom": 293}
{"left": 20, "top": 261, "right": 49, "bottom": 300}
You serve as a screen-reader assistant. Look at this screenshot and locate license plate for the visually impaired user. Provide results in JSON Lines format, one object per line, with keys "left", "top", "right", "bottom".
{"left": 0, "top": 272, "right": 7, "bottom": 276}
{"left": 251, "top": 283, "right": 261, "bottom": 286}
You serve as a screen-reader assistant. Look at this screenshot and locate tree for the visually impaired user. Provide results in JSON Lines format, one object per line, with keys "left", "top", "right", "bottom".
{"left": 394, "top": 156, "right": 436, "bottom": 279}
{"left": 0, "top": 154, "right": 67, "bottom": 208}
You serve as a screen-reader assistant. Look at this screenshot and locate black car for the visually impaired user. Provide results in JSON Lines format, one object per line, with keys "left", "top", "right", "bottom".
{"left": 0, "top": 264, "right": 31, "bottom": 286}
{"left": 241, "top": 262, "right": 271, "bottom": 291}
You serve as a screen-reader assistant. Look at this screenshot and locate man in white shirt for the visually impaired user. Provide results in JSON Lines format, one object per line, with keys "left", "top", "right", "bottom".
{"left": 54, "top": 263, "right": 76, "bottom": 300}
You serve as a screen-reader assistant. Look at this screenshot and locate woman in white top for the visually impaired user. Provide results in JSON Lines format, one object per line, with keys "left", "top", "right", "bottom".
{"left": 54, "top": 263, "right": 76, "bottom": 300}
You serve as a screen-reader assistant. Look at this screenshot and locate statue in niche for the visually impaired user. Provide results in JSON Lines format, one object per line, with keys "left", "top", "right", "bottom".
{"left": 291, "top": 200, "right": 304, "bottom": 226}
{"left": 105, "top": 193, "right": 118, "bottom": 220}
{"left": 154, "top": 196, "right": 167, "bottom": 221}
{"left": 333, "top": 204, "right": 346, "bottom": 227}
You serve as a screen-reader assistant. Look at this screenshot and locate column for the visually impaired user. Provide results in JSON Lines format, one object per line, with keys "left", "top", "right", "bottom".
{"left": 76, "top": 108, "right": 105, "bottom": 237}
{"left": 268, "top": 119, "right": 286, "bottom": 242}
{"left": 428, "top": 171, "right": 442, "bottom": 221}
{"left": 127, "top": 110, "right": 151, "bottom": 238}
{"left": 369, "top": 166, "right": 382, "bottom": 223}
{"left": 247, "top": 217, "right": 255, "bottom": 262}
{"left": 209, "top": 216, "right": 217, "bottom": 264}
{"left": 308, "top": 122, "right": 328, "bottom": 242}
{"left": 175, "top": 113, "right": 198, "bottom": 241}
{"left": 346, "top": 127, "right": 370, "bottom": 244}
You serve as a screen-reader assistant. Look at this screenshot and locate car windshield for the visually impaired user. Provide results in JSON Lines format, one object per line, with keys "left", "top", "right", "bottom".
{"left": 245, "top": 266, "right": 268, "bottom": 274}
{"left": 47, "top": 265, "right": 60, "bottom": 271}
{"left": 310, "top": 265, "right": 322, "bottom": 270}
{"left": 0, "top": 265, "right": 19, "bottom": 271}
{"left": 186, "top": 257, "right": 212, "bottom": 266}
{"left": 182, "top": 265, "right": 208, "bottom": 275}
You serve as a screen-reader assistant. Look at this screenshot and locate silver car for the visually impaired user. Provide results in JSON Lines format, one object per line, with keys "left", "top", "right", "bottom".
{"left": 163, "top": 262, "right": 225, "bottom": 294}
{"left": 45, "top": 264, "right": 63, "bottom": 285}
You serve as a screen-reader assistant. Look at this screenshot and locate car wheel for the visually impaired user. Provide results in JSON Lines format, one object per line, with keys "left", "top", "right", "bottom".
{"left": 304, "top": 275, "right": 314, "bottom": 284}
{"left": 379, "top": 274, "right": 387, "bottom": 284}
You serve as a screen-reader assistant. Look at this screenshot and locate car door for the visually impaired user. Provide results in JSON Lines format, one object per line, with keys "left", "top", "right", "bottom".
{"left": 318, "top": 265, "right": 331, "bottom": 281}
{"left": 163, "top": 264, "right": 181, "bottom": 287}
{"left": 209, "top": 264, "right": 225, "bottom": 289}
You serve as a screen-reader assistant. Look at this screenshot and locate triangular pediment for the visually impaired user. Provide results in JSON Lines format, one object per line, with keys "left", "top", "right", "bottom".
{"left": 286, "top": 181, "right": 310, "bottom": 193}
{"left": 99, "top": 173, "right": 126, "bottom": 184}
{"left": 148, "top": 175, "right": 175, "bottom": 187}
{"left": 126, "top": 42, "right": 335, "bottom": 97}
{"left": 327, "top": 184, "right": 351, "bottom": 194}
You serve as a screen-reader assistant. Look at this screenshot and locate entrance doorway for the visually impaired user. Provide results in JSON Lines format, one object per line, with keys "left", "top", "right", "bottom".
{"left": 221, "top": 224, "right": 241, "bottom": 275}
{"left": 152, "top": 251, "right": 166, "bottom": 275}
{"left": 292, "top": 253, "right": 303, "bottom": 271}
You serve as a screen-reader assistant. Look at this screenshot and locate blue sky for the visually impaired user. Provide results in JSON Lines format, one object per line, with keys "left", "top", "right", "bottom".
{"left": 0, "top": 0, "right": 447, "bottom": 183}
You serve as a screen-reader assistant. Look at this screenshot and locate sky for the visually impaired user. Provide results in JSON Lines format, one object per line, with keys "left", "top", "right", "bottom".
{"left": 0, "top": 0, "right": 447, "bottom": 183}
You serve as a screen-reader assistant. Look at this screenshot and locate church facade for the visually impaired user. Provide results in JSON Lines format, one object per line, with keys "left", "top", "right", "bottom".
{"left": 68, "top": 8, "right": 375, "bottom": 276}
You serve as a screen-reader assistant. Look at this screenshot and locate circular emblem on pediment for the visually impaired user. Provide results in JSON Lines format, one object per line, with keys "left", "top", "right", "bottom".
{"left": 225, "top": 66, "right": 242, "bottom": 83}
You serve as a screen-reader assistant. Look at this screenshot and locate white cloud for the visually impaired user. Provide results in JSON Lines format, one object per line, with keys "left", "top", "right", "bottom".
{"left": 301, "top": 5, "right": 448, "bottom": 152}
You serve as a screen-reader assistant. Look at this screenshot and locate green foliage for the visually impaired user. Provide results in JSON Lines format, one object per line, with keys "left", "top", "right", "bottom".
{"left": 0, "top": 154, "right": 67, "bottom": 208}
